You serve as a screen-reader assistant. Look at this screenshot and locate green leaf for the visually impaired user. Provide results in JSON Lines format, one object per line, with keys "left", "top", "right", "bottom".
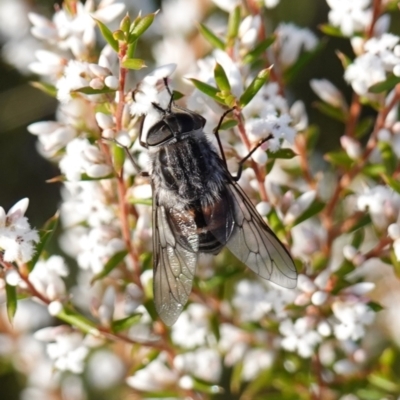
{"left": 284, "top": 40, "right": 326, "bottom": 83}
{"left": 267, "top": 148, "right": 297, "bottom": 160}
{"left": 128, "top": 198, "right": 152, "bottom": 206}
{"left": 73, "top": 86, "right": 116, "bottom": 95}
{"left": 369, "top": 75, "right": 400, "bottom": 93}
{"left": 27, "top": 212, "right": 59, "bottom": 272}
{"left": 355, "top": 117, "right": 374, "bottom": 138}
{"left": 94, "top": 18, "right": 119, "bottom": 52}
{"left": 91, "top": 250, "right": 128, "bottom": 283}
{"left": 121, "top": 58, "right": 146, "bottom": 70}
{"left": 267, "top": 208, "right": 286, "bottom": 239}
{"left": 367, "top": 301, "right": 384, "bottom": 312}
{"left": 351, "top": 227, "right": 364, "bottom": 248}
{"left": 214, "top": 63, "right": 231, "bottom": 92}
{"left": 189, "top": 78, "right": 224, "bottom": 104}
{"left": 304, "top": 125, "right": 320, "bottom": 151}
{"left": 243, "top": 36, "right": 276, "bottom": 64}
{"left": 112, "top": 313, "right": 142, "bottom": 332}
{"left": 239, "top": 68, "right": 270, "bottom": 107}
{"left": 319, "top": 24, "right": 344, "bottom": 37}
{"left": 30, "top": 81, "right": 57, "bottom": 97}
{"left": 219, "top": 119, "right": 238, "bottom": 130}
{"left": 57, "top": 306, "right": 98, "bottom": 334}
{"left": 6, "top": 283, "right": 17, "bottom": 323}
{"left": 325, "top": 150, "right": 354, "bottom": 169}
{"left": 378, "top": 141, "right": 397, "bottom": 175}
{"left": 80, "top": 173, "right": 114, "bottom": 181}
{"left": 346, "top": 214, "right": 371, "bottom": 233}
{"left": 336, "top": 50, "right": 352, "bottom": 69}
{"left": 129, "top": 11, "right": 157, "bottom": 42}
{"left": 382, "top": 174, "right": 400, "bottom": 194}
{"left": 226, "top": 4, "right": 241, "bottom": 41}
{"left": 292, "top": 199, "right": 325, "bottom": 227}
{"left": 198, "top": 23, "right": 225, "bottom": 50}
{"left": 362, "top": 163, "right": 386, "bottom": 177}
{"left": 230, "top": 361, "right": 244, "bottom": 393}
{"left": 314, "top": 101, "right": 347, "bottom": 122}
{"left": 172, "top": 90, "right": 184, "bottom": 101}
{"left": 368, "top": 373, "right": 399, "bottom": 392}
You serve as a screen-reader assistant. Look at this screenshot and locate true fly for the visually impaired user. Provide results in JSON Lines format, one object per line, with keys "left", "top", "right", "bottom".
{"left": 134, "top": 80, "right": 297, "bottom": 326}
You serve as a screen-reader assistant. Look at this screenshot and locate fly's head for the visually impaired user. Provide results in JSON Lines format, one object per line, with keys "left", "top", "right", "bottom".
{"left": 145, "top": 101, "right": 207, "bottom": 148}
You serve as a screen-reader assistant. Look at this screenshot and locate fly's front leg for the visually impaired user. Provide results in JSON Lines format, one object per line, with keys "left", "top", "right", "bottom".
{"left": 213, "top": 107, "right": 235, "bottom": 167}
{"left": 233, "top": 134, "right": 274, "bottom": 182}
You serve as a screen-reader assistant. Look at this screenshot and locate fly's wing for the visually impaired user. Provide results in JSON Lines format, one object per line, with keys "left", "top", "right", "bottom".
{"left": 152, "top": 200, "right": 198, "bottom": 326}
{"left": 211, "top": 181, "right": 297, "bottom": 289}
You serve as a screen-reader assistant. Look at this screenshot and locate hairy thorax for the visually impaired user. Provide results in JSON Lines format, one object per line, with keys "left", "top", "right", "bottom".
{"left": 149, "top": 135, "right": 227, "bottom": 210}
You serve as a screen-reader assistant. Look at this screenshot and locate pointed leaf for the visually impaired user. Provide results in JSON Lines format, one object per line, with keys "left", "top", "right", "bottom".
{"left": 239, "top": 68, "right": 270, "bottom": 107}
{"left": 94, "top": 18, "right": 119, "bottom": 52}
{"left": 219, "top": 119, "right": 238, "bottom": 130}
{"left": 112, "top": 313, "right": 142, "bottom": 332}
{"left": 292, "top": 199, "right": 325, "bottom": 227}
{"left": 30, "top": 81, "right": 57, "bottom": 97}
{"left": 355, "top": 117, "right": 374, "bottom": 138}
{"left": 227, "top": 5, "right": 241, "bottom": 40}
{"left": 122, "top": 58, "right": 147, "bottom": 70}
{"left": 73, "top": 86, "right": 116, "bottom": 95}
{"left": 243, "top": 35, "right": 276, "bottom": 64}
{"left": 325, "top": 150, "right": 354, "bottom": 169}
{"left": 57, "top": 306, "right": 98, "bottom": 334}
{"left": 6, "top": 283, "right": 17, "bottom": 324}
{"left": 214, "top": 63, "right": 231, "bottom": 91}
{"left": 198, "top": 23, "right": 225, "bottom": 50}
{"left": 369, "top": 75, "right": 400, "bottom": 93}
{"left": 382, "top": 174, "right": 400, "bottom": 194}
{"left": 91, "top": 250, "right": 128, "bottom": 283}
{"left": 189, "top": 78, "right": 225, "bottom": 104}
{"left": 379, "top": 141, "right": 397, "bottom": 175}
{"left": 129, "top": 12, "right": 157, "bottom": 42}
{"left": 28, "top": 212, "right": 59, "bottom": 272}
{"left": 284, "top": 40, "right": 326, "bottom": 83}
{"left": 267, "top": 148, "right": 297, "bottom": 159}
{"left": 319, "top": 24, "right": 344, "bottom": 37}
{"left": 314, "top": 101, "right": 347, "bottom": 122}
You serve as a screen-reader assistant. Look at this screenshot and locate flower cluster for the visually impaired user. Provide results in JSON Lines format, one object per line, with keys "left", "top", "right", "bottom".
{"left": 1, "top": 0, "right": 400, "bottom": 399}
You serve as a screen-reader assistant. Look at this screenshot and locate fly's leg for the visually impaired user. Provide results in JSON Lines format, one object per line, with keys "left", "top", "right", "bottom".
{"left": 100, "top": 137, "right": 149, "bottom": 177}
{"left": 213, "top": 107, "right": 236, "bottom": 167}
{"left": 232, "top": 134, "right": 273, "bottom": 182}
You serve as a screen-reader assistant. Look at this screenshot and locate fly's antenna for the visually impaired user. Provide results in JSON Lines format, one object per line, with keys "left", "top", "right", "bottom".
{"left": 163, "top": 77, "right": 174, "bottom": 112}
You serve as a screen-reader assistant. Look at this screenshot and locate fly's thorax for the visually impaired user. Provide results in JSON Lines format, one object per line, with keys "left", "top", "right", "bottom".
{"left": 150, "top": 134, "right": 227, "bottom": 209}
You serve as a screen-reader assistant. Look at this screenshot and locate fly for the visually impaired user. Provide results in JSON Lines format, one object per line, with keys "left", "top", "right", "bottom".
{"left": 132, "top": 79, "right": 297, "bottom": 326}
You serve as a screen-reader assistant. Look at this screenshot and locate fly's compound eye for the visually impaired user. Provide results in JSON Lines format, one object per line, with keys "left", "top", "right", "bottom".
{"left": 146, "top": 120, "right": 174, "bottom": 146}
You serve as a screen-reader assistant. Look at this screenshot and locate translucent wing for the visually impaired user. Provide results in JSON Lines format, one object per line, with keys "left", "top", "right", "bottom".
{"left": 216, "top": 181, "right": 297, "bottom": 288}
{"left": 152, "top": 199, "right": 198, "bottom": 326}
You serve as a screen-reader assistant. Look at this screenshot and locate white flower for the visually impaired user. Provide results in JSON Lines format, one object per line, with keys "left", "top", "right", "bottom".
{"left": 126, "top": 352, "right": 178, "bottom": 391}
{"left": 29, "top": 50, "right": 65, "bottom": 80}
{"left": 265, "top": 0, "right": 280, "bottom": 8}
{"left": 280, "top": 317, "right": 322, "bottom": 358}
{"left": 171, "top": 303, "right": 210, "bottom": 348}
{"left": 310, "top": 79, "right": 347, "bottom": 109}
{"left": 239, "top": 15, "right": 261, "bottom": 49}
{"left": 344, "top": 53, "right": 386, "bottom": 96}
{"left": 0, "top": 198, "right": 39, "bottom": 263}
{"left": 174, "top": 348, "right": 222, "bottom": 383}
{"left": 59, "top": 138, "right": 112, "bottom": 181}
{"left": 275, "top": 23, "right": 318, "bottom": 67}
{"left": 283, "top": 191, "right": 316, "bottom": 226}
{"left": 340, "top": 136, "right": 362, "bottom": 159}
{"left": 211, "top": 0, "right": 239, "bottom": 12}
{"left": 28, "top": 121, "right": 77, "bottom": 156}
{"left": 130, "top": 64, "right": 176, "bottom": 118}
{"left": 29, "top": 256, "right": 68, "bottom": 301}
{"left": 242, "top": 348, "right": 274, "bottom": 380}
{"left": 35, "top": 327, "right": 90, "bottom": 374}
{"left": 357, "top": 185, "right": 400, "bottom": 230}
{"left": 332, "top": 300, "right": 375, "bottom": 341}
{"left": 326, "top": 0, "right": 372, "bottom": 36}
